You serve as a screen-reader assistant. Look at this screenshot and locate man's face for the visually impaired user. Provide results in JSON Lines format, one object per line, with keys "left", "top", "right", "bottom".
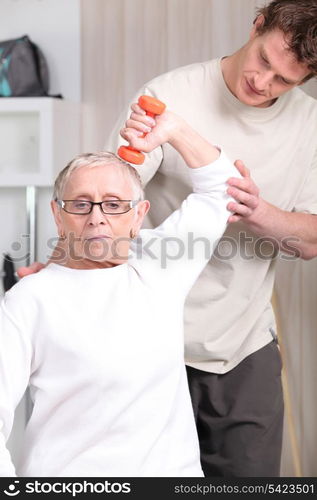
{"left": 52, "top": 163, "right": 148, "bottom": 266}
{"left": 231, "top": 23, "right": 310, "bottom": 108}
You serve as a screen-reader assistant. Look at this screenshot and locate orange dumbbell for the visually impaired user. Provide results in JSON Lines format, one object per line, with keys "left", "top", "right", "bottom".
{"left": 118, "top": 95, "right": 166, "bottom": 165}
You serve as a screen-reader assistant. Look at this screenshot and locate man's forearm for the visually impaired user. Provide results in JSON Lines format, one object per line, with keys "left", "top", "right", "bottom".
{"left": 247, "top": 198, "right": 317, "bottom": 260}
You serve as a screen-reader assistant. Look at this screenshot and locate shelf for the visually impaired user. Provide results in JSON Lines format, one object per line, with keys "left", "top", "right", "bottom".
{"left": 0, "top": 97, "right": 81, "bottom": 187}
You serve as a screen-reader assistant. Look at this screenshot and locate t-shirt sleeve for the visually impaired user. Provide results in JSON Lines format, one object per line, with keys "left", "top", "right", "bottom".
{"left": 134, "top": 149, "right": 241, "bottom": 295}
{"left": 293, "top": 147, "right": 317, "bottom": 214}
{"left": 104, "top": 87, "right": 164, "bottom": 187}
{"left": 0, "top": 298, "right": 32, "bottom": 476}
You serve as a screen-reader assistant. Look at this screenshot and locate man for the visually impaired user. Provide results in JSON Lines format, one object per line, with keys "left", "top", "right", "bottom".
{"left": 105, "top": 0, "right": 317, "bottom": 477}
{"left": 20, "top": 0, "right": 317, "bottom": 477}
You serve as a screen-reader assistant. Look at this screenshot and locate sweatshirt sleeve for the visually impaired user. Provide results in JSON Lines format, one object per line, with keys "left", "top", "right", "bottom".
{"left": 135, "top": 149, "right": 241, "bottom": 295}
{"left": 0, "top": 298, "right": 32, "bottom": 476}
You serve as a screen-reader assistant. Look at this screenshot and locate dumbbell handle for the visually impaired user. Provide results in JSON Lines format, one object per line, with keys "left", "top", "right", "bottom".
{"left": 118, "top": 95, "right": 166, "bottom": 165}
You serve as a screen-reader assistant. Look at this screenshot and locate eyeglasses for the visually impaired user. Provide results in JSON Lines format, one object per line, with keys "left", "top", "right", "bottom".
{"left": 56, "top": 199, "right": 139, "bottom": 215}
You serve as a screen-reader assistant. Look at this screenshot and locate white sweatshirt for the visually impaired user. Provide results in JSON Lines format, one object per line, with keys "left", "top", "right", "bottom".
{"left": 0, "top": 151, "right": 237, "bottom": 477}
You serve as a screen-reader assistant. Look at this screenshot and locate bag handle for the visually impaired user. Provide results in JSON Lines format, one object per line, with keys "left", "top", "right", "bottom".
{"left": 0, "top": 35, "right": 28, "bottom": 60}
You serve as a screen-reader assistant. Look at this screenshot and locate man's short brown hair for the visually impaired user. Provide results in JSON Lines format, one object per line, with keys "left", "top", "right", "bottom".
{"left": 255, "top": 0, "right": 317, "bottom": 82}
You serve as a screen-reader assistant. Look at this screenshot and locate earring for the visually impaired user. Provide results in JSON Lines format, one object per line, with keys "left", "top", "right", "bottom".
{"left": 59, "top": 231, "right": 66, "bottom": 241}
{"left": 129, "top": 229, "right": 136, "bottom": 239}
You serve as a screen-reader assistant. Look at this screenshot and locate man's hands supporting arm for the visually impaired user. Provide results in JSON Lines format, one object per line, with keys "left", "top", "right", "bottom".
{"left": 226, "top": 160, "right": 317, "bottom": 260}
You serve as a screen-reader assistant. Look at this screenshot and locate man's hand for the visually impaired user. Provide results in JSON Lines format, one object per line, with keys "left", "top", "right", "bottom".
{"left": 226, "top": 160, "right": 265, "bottom": 224}
{"left": 226, "top": 159, "right": 317, "bottom": 260}
{"left": 17, "top": 262, "right": 45, "bottom": 279}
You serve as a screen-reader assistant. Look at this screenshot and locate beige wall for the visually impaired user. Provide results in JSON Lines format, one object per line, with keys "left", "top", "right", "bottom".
{"left": 81, "top": 0, "right": 261, "bottom": 150}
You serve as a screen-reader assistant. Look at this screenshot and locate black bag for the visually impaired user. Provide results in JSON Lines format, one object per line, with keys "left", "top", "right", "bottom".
{"left": 2, "top": 253, "right": 18, "bottom": 292}
{"left": 0, "top": 34, "right": 49, "bottom": 97}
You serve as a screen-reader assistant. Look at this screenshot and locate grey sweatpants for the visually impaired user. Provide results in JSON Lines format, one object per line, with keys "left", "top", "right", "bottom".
{"left": 186, "top": 340, "right": 284, "bottom": 477}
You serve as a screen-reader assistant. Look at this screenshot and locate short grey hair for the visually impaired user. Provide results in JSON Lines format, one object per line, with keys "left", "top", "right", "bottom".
{"left": 53, "top": 151, "right": 144, "bottom": 201}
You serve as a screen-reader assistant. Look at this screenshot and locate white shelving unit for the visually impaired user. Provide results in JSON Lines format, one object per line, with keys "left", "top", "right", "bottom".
{"left": 0, "top": 97, "right": 81, "bottom": 273}
{"left": 0, "top": 97, "right": 81, "bottom": 187}
{"left": 0, "top": 96, "right": 81, "bottom": 278}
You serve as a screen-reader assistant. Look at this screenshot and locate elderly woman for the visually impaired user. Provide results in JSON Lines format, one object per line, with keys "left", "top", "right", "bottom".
{"left": 0, "top": 106, "right": 241, "bottom": 477}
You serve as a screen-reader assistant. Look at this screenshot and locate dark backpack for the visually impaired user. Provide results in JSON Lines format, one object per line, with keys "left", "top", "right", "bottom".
{"left": 0, "top": 34, "right": 49, "bottom": 97}
{"left": 2, "top": 253, "right": 18, "bottom": 292}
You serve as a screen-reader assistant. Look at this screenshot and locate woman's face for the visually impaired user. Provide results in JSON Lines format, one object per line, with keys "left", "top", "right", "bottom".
{"left": 51, "top": 163, "right": 149, "bottom": 268}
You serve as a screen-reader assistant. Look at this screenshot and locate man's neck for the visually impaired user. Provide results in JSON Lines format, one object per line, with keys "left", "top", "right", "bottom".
{"left": 220, "top": 53, "right": 236, "bottom": 93}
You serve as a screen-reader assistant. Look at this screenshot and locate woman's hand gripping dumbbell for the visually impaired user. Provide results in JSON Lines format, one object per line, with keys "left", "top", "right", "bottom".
{"left": 118, "top": 95, "right": 166, "bottom": 164}
{"left": 119, "top": 96, "right": 222, "bottom": 170}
